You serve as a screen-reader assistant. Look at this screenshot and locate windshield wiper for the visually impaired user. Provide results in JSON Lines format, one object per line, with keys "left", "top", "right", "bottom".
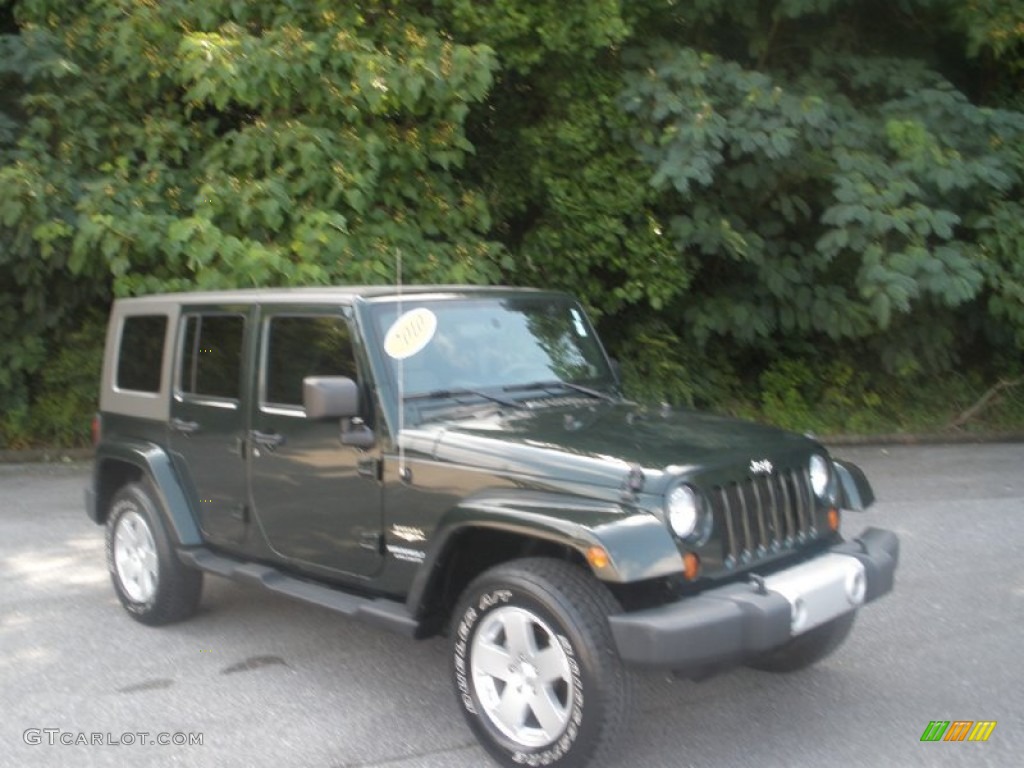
{"left": 503, "top": 380, "right": 618, "bottom": 403}
{"left": 404, "top": 388, "right": 523, "bottom": 409}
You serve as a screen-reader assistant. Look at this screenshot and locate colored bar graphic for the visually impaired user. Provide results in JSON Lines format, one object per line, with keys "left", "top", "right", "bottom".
{"left": 944, "top": 721, "right": 973, "bottom": 742}
{"left": 968, "top": 721, "right": 997, "bottom": 742}
{"left": 921, "top": 720, "right": 996, "bottom": 743}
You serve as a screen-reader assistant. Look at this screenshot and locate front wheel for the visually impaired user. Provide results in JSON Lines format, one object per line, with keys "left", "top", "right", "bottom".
{"left": 106, "top": 482, "right": 203, "bottom": 626}
{"left": 747, "top": 610, "right": 856, "bottom": 673}
{"left": 451, "top": 558, "right": 631, "bottom": 768}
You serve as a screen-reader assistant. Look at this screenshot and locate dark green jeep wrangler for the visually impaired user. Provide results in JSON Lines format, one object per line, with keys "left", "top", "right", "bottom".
{"left": 87, "top": 286, "right": 898, "bottom": 768}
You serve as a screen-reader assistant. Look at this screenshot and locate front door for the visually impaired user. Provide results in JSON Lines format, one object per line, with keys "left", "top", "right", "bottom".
{"left": 247, "top": 309, "right": 383, "bottom": 578}
{"left": 169, "top": 308, "right": 251, "bottom": 547}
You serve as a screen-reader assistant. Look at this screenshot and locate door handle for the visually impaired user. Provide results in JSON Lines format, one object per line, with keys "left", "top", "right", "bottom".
{"left": 170, "top": 417, "right": 200, "bottom": 434}
{"left": 251, "top": 430, "right": 286, "bottom": 449}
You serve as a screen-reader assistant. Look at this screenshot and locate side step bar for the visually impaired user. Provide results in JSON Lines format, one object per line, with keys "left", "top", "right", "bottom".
{"left": 178, "top": 547, "right": 419, "bottom": 637}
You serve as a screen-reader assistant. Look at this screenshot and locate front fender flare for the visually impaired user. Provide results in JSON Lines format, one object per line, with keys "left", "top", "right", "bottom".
{"left": 833, "top": 458, "right": 876, "bottom": 511}
{"left": 405, "top": 489, "right": 682, "bottom": 617}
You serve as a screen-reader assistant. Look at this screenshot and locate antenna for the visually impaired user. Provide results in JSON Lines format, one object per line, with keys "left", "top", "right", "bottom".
{"left": 396, "top": 249, "right": 408, "bottom": 482}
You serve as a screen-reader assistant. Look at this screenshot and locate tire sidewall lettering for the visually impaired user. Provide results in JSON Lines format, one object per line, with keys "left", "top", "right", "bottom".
{"left": 454, "top": 604, "right": 479, "bottom": 714}
{"left": 477, "top": 588, "right": 512, "bottom": 612}
{"left": 454, "top": 586, "right": 586, "bottom": 766}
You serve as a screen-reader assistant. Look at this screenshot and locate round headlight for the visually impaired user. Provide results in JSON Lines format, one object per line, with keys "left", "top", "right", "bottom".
{"left": 667, "top": 485, "right": 700, "bottom": 538}
{"left": 809, "top": 454, "right": 830, "bottom": 498}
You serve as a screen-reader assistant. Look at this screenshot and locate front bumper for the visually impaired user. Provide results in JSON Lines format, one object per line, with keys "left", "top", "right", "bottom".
{"left": 608, "top": 527, "right": 899, "bottom": 675}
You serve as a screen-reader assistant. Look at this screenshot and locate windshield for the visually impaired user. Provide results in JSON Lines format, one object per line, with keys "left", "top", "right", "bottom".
{"left": 368, "top": 295, "right": 615, "bottom": 401}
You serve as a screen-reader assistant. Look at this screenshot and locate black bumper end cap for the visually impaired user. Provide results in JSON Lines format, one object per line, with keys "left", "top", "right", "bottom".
{"left": 831, "top": 526, "right": 899, "bottom": 602}
{"left": 608, "top": 584, "right": 792, "bottom": 670}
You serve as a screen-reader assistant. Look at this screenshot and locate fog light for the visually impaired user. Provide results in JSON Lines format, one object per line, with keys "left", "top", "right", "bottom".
{"left": 791, "top": 597, "right": 808, "bottom": 633}
{"left": 846, "top": 568, "right": 866, "bottom": 605}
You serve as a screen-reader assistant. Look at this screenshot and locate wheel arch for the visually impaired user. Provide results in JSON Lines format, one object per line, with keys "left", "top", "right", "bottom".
{"left": 406, "top": 490, "right": 683, "bottom": 636}
{"left": 91, "top": 439, "right": 202, "bottom": 546}
{"left": 411, "top": 525, "right": 587, "bottom": 636}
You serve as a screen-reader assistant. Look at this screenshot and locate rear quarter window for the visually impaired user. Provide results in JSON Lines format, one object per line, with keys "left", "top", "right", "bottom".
{"left": 116, "top": 315, "right": 167, "bottom": 393}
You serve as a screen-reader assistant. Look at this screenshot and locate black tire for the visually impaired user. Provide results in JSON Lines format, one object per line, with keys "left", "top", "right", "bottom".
{"left": 105, "top": 482, "right": 203, "bottom": 626}
{"left": 451, "top": 558, "right": 631, "bottom": 768}
{"left": 747, "top": 610, "right": 856, "bottom": 673}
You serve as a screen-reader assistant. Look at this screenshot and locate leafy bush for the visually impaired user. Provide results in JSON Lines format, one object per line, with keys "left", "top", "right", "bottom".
{"left": 0, "top": 316, "right": 103, "bottom": 448}
{"left": 2, "top": 1, "right": 1024, "bottom": 445}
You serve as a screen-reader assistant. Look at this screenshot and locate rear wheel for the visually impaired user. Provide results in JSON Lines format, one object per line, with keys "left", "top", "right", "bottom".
{"left": 747, "top": 610, "right": 856, "bottom": 673}
{"left": 106, "top": 482, "right": 202, "bottom": 625}
{"left": 451, "top": 558, "right": 631, "bottom": 768}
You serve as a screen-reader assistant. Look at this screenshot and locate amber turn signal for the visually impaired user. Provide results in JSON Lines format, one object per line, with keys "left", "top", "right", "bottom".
{"left": 586, "top": 546, "right": 610, "bottom": 569}
{"left": 828, "top": 507, "right": 840, "bottom": 532}
{"left": 682, "top": 552, "right": 700, "bottom": 580}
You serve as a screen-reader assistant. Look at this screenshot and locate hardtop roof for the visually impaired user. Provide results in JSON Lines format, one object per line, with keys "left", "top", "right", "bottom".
{"left": 113, "top": 284, "right": 552, "bottom": 307}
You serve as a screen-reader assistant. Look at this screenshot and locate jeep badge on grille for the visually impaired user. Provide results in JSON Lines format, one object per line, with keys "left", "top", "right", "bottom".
{"left": 750, "top": 459, "right": 774, "bottom": 474}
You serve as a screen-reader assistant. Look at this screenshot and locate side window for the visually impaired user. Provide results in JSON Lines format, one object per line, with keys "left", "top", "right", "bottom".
{"left": 264, "top": 315, "right": 356, "bottom": 408}
{"left": 116, "top": 315, "right": 167, "bottom": 393}
{"left": 179, "top": 314, "right": 245, "bottom": 400}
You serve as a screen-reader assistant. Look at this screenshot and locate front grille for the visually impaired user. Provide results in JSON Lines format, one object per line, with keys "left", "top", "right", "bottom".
{"left": 711, "top": 468, "right": 817, "bottom": 569}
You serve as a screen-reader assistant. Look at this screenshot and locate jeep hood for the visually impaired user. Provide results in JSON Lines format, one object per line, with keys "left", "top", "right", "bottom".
{"left": 400, "top": 402, "right": 819, "bottom": 494}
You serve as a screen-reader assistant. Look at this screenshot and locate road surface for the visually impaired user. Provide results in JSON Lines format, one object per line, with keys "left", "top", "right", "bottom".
{"left": 1, "top": 442, "right": 1021, "bottom": 767}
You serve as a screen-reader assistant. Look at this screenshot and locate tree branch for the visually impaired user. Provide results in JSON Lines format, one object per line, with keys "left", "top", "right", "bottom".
{"left": 947, "top": 376, "right": 1024, "bottom": 429}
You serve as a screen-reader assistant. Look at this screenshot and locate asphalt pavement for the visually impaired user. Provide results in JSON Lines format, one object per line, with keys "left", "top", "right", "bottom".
{"left": 1, "top": 443, "right": 1022, "bottom": 767}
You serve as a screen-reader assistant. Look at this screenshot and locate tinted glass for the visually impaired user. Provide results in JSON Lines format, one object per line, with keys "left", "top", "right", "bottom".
{"left": 180, "top": 314, "right": 245, "bottom": 399}
{"left": 116, "top": 315, "right": 167, "bottom": 393}
{"left": 264, "top": 315, "right": 356, "bottom": 406}
{"left": 370, "top": 296, "right": 612, "bottom": 395}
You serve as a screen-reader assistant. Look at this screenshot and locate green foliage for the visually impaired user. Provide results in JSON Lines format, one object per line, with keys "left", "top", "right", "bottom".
{"left": 610, "top": 318, "right": 741, "bottom": 408}
{"left": 957, "top": 0, "right": 1024, "bottom": 66}
{"left": 440, "top": 0, "right": 629, "bottom": 73}
{"left": 756, "top": 358, "right": 885, "bottom": 435}
{"left": 619, "top": 41, "right": 1024, "bottom": 372}
{"left": 0, "top": 0, "right": 502, "bottom": 445}
{"left": 467, "top": 60, "right": 687, "bottom": 316}
{"left": 3, "top": 0, "right": 1024, "bottom": 445}
{"left": 0, "top": 315, "right": 103, "bottom": 447}
{"left": 977, "top": 201, "right": 1024, "bottom": 350}
{"left": 3, "top": 0, "right": 501, "bottom": 294}
{"left": 749, "top": 355, "right": 1024, "bottom": 437}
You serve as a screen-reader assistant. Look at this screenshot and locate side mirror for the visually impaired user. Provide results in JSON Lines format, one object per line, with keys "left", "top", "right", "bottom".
{"left": 303, "top": 376, "right": 360, "bottom": 419}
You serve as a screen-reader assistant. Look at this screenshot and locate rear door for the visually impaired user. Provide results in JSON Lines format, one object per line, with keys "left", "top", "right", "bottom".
{"left": 247, "top": 307, "right": 383, "bottom": 578}
{"left": 169, "top": 307, "right": 251, "bottom": 547}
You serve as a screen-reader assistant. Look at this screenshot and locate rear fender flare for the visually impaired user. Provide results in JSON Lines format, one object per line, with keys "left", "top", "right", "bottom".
{"left": 92, "top": 440, "right": 202, "bottom": 546}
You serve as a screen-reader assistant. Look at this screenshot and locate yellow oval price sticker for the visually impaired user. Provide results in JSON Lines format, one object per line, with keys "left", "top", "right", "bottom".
{"left": 383, "top": 308, "right": 437, "bottom": 360}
